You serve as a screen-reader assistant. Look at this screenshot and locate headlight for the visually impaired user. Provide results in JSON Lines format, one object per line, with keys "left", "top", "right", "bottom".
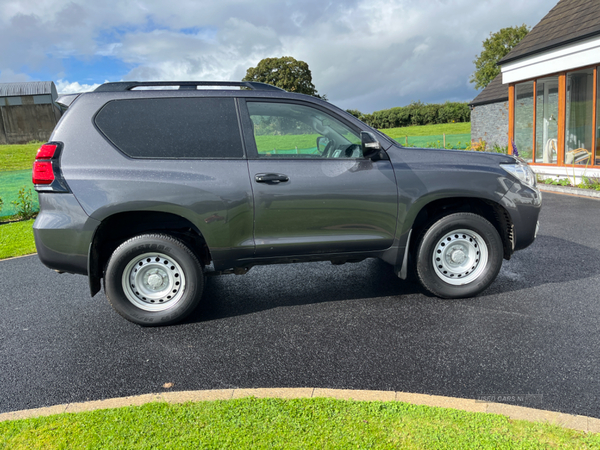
{"left": 500, "top": 158, "right": 537, "bottom": 188}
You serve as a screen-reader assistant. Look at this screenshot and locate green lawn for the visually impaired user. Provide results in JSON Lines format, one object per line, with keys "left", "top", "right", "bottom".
{"left": 0, "top": 142, "right": 40, "bottom": 229}
{"left": 1, "top": 398, "right": 598, "bottom": 449}
{"left": 380, "top": 122, "right": 470, "bottom": 140}
{"left": 0, "top": 219, "right": 36, "bottom": 259}
{"left": 0, "top": 142, "right": 40, "bottom": 172}
{"left": 255, "top": 134, "right": 320, "bottom": 154}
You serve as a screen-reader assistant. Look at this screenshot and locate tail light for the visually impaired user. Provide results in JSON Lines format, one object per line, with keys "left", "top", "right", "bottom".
{"left": 32, "top": 142, "right": 70, "bottom": 192}
{"left": 33, "top": 143, "right": 58, "bottom": 184}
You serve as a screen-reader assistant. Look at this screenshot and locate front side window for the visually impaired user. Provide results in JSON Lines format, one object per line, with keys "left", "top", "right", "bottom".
{"left": 246, "top": 102, "right": 362, "bottom": 158}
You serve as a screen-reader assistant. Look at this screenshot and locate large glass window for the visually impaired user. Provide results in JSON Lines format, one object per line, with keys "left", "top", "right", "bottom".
{"left": 535, "top": 77, "right": 559, "bottom": 163}
{"left": 514, "top": 82, "right": 534, "bottom": 162}
{"left": 596, "top": 67, "right": 600, "bottom": 165}
{"left": 565, "top": 68, "right": 594, "bottom": 165}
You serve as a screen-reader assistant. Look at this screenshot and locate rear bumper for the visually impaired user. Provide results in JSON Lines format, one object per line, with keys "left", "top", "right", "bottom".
{"left": 33, "top": 194, "right": 100, "bottom": 275}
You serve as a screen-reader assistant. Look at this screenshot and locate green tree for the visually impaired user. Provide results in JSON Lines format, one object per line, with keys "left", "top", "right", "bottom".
{"left": 470, "top": 24, "right": 530, "bottom": 90}
{"left": 243, "top": 56, "right": 324, "bottom": 98}
{"left": 346, "top": 109, "right": 364, "bottom": 120}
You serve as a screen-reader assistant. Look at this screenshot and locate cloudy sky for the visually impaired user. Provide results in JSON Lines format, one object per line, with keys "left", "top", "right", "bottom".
{"left": 0, "top": 0, "right": 553, "bottom": 112}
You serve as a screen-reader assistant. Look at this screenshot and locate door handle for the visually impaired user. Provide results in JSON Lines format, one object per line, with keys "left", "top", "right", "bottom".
{"left": 255, "top": 173, "right": 289, "bottom": 183}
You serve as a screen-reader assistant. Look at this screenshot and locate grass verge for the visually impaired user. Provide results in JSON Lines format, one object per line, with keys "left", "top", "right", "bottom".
{"left": 0, "top": 142, "right": 40, "bottom": 172}
{"left": 0, "top": 219, "right": 36, "bottom": 259}
{"left": 380, "top": 122, "right": 470, "bottom": 140}
{"left": 1, "top": 398, "right": 598, "bottom": 449}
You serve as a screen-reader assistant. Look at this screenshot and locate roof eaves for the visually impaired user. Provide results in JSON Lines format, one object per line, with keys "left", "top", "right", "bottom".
{"left": 469, "top": 96, "right": 509, "bottom": 107}
{"left": 498, "top": 29, "right": 600, "bottom": 66}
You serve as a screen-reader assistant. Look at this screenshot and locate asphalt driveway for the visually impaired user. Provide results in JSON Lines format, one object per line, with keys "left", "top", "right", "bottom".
{"left": 1, "top": 192, "right": 600, "bottom": 418}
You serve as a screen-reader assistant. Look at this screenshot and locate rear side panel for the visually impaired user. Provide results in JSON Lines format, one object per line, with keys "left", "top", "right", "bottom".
{"left": 46, "top": 93, "right": 256, "bottom": 269}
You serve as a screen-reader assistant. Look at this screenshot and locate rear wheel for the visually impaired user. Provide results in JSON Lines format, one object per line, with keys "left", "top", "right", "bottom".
{"left": 415, "top": 213, "right": 503, "bottom": 298}
{"left": 105, "top": 234, "right": 204, "bottom": 326}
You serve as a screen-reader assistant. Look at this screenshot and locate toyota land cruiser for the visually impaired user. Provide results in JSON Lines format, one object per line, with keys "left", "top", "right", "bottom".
{"left": 33, "top": 81, "right": 541, "bottom": 325}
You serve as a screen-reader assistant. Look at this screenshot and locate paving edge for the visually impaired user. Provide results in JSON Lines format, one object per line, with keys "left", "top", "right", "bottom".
{"left": 1, "top": 388, "right": 599, "bottom": 433}
{"left": 539, "top": 184, "right": 600, "bottom": 200}
{"left": 0, "top": 253, "right": 36, "bottom": 262}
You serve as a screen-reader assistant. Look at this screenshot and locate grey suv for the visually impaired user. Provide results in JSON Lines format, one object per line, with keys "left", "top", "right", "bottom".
{"left": 33, "top": 81, "right": 541, "bottom": 326}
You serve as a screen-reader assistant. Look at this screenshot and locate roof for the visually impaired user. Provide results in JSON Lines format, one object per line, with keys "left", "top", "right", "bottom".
{"left": 0, "top": 81, "right": 58, "bottom": 98}
{"left": 498, "top": 0, "right": 600, "bottom": 65}
{"left": 469, "top": 74, "right": 509, "bottom": 107}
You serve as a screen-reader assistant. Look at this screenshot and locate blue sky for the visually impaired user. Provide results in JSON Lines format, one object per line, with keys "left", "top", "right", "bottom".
{"left": 0, "top": 0, "right": 553, "bottom": 113}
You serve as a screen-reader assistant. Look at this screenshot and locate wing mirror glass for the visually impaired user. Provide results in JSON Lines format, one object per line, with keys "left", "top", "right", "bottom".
{"left": 361, "top": 131, "right": 382, "bottom": 159}
{"left": 317, "top": 136, "right": 330, "bottom": 154}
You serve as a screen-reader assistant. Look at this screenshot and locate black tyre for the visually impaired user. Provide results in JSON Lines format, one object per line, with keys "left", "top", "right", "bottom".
{"left": 105, "top": 234, "right": 204, "bottom": 326}
{"left": 415, "top": 213, "right": 503, "bottom": 299}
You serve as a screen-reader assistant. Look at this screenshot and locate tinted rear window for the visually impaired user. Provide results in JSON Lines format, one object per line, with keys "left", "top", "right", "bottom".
{"left": 94, "top": 97, "right": 244, "bottom": 158}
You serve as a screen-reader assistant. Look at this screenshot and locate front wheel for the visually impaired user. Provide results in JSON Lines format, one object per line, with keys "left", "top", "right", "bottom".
{"left": 415, "top": 213, "right": 503, "bottom": 299}
{"left": 105, "top": 234, "right": 204, "bottom": 326}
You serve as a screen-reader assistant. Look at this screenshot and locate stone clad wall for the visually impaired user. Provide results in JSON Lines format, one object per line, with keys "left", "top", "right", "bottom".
{"left": 470, "top": 101, "right": 509, "bottom": 149}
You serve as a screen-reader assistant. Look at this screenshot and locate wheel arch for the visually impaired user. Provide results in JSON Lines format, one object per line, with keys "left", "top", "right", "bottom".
{"left": 88, "top": 211, "right": 211, "bottom": 297}
{"left": 407, "top": 197, "right": 514, "bottom": 261}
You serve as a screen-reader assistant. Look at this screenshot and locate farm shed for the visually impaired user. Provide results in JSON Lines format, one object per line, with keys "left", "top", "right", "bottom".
{"left": 0, "top": 81, "right": 62, "bottom": 145}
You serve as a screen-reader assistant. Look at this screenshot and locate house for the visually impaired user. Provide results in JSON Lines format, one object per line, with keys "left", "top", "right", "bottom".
{"left": 0, "top": 81, "right": 62, "bottom": 145}
{"left": 471, "top": 0, "right": 600, "bottom": 181}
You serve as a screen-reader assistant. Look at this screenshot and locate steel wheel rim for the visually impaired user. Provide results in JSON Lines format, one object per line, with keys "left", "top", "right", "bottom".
{"left": 432, "top": 229, "right": 488, "bottom": 285}
{"left": 122, "top": 252, "right": 186, "bottom": 311}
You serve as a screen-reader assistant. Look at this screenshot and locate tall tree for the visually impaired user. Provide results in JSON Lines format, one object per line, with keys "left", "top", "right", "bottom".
{"left": 243, "top": 56, "right": 323, "bottom": 98}
{"left": 470, "top": 24, "right": 530, "bottom": 90}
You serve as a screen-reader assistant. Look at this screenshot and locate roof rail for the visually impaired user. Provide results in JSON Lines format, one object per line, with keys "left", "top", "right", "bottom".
{"left": 94, "top": 81, "right": 285, "bottom": 92}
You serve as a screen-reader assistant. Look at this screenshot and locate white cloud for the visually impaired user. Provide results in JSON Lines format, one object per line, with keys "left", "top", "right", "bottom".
{"left": 0, "top": 0, "right": 551, "bottom": 112}
{"left": 55, "top": 80, "right": 103, "bottom": 94}
{"left": 0, "top": 69, "right": 31, "bottom": 82}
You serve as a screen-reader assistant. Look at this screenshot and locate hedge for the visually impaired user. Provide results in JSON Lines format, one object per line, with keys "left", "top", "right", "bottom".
{"left": 348, "top": 101, "right": 471, "bottom": 129}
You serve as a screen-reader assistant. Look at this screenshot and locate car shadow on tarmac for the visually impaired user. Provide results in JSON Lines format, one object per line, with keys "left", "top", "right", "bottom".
{"left": 187, "top": 258, "right": 422, "bottom": 323}
{"left": 184, "top": 233, "right": 600, "bottom": 323}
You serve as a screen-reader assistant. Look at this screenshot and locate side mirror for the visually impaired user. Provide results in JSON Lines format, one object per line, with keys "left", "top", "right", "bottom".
{"left": 316, "top": 136, "right": 330, "bottom": 154}
{"left": 361, "top": 131, "right": 382, "bottom": 159}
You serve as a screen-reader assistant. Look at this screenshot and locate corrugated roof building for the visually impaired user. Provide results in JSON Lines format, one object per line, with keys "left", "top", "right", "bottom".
{"left": 0, "top": 81, "right": 58, "bottom": 99}
{"left": 0, "top": 81, "right": 61, "bottom": 144}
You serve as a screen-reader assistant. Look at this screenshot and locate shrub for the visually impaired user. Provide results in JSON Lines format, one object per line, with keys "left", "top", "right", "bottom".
{"left": 491, "top": 144, "right": 508, "bottom": 154}
{"left": 11, "top": 186, "right": 37, "bottom": 220}
{"left": 471, "top": 139, "right": 487, "bottom": 152}
{"left": 346, "top": 109, "right": 364, "bottom": 121}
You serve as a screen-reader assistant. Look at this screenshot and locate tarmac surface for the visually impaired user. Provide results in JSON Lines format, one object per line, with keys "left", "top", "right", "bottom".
{"left": 1, "top": 193, "right": 600, "bottom": 418}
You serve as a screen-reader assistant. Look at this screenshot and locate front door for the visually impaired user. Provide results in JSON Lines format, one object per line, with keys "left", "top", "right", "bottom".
{"left": 241, "top": 100, "right": 398, "bottom": 257}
